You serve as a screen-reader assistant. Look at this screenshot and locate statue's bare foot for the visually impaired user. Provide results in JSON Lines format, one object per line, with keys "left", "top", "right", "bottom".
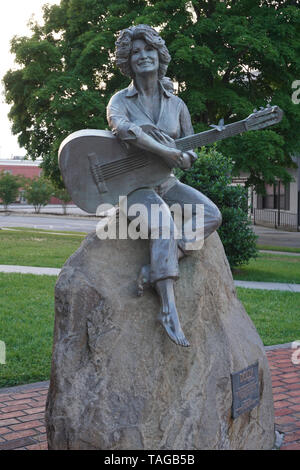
{"left": 157, "top": 306, "right": 190, "bottom": 347}
{"left": 137, "top": 264, "right": 151, "bottom": 296}
{"left": 155, "top": 278, "right": 190, "bottom": 347}
{"left": 137, "top": 247, "right": 184, "bottom": 297}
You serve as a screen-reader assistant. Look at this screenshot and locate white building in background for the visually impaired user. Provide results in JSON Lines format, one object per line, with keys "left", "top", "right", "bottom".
{"left": 233, "top": 156, "right": 300, "bottom": 231}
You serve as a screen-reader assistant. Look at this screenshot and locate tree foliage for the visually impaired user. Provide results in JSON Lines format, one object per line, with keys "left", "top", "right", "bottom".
{"left": 3, "top": 0, "right": 300, "bottom": 190}
{"left": 24, "top": 177, "right": 54, "bottom": 213}
{"left": 0, "top": 172, "right": 22, "bottom": 211}
{"left": 175, "top": 147, "right": 258, "bottom": 267}
{"left": 53, "top": 186, "right": 72, "bottom": 214}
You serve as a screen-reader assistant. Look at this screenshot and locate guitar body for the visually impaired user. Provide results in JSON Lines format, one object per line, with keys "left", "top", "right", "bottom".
{"left": 58, "top": 129, "right": 171, "bottom": 213}
{"left": 58, "top": 106, "right": 283, "bottom": 213}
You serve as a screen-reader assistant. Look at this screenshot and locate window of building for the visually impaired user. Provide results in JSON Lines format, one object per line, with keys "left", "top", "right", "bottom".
{"left": 257, "top": 181, "right": 290, "bottom": 211}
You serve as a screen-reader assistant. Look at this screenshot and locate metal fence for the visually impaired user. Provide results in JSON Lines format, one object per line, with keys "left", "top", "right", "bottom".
{"left": 253, "top": 208, "right": 299, "bottom": 231}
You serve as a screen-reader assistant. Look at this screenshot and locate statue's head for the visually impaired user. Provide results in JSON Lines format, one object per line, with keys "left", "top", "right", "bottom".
{"left": 115, "top": 24, "right": 171, "bottom": 80}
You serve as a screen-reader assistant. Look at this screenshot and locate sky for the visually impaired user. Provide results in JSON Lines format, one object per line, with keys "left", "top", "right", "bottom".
{"left": 0, "top": 0, "right": 60, "bottom": 159}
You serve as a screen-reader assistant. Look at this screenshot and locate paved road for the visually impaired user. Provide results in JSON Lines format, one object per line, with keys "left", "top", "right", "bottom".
{"left": 0, "top": 204, "right": 89, "bottom": 216}
{"left": 252, "top": 225, "right": 300, "bottom": 249}
{"left": 0, "top": 213, "right": 98, "bottom": 233}
{"left": 1, "top": 207, "right": 300, "bottom": 248}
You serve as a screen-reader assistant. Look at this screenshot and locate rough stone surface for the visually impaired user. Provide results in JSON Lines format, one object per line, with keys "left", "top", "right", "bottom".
{"left": 45, "top": 232, "right": 275, "bottom": 450}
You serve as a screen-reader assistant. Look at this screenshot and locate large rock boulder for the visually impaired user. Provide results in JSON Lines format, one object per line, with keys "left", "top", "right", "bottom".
{"left": 45, "top": 231, "right": 275, "bottom": 450}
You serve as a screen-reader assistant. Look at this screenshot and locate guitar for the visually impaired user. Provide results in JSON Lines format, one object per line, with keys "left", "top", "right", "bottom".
{"left": 58, "top": 105, "right": 283, "bottom": 213}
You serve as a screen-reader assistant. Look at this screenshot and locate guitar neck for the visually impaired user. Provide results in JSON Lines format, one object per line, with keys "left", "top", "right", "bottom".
{"left": 175, "top": 119, "right": 247, "bottom": 152}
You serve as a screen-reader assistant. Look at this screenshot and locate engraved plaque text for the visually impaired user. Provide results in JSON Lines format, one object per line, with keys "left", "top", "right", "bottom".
{"left": 231, "top": 362, "right": 260, "bottom": 419}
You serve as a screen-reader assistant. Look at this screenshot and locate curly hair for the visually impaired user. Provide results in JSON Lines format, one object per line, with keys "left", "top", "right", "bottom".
{"left": 115, "top": 24, "right": 171, "bottom": 79}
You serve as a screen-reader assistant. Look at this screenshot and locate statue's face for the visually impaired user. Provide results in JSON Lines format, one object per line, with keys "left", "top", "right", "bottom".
{"left": 130, "top": 39, "right": 159, "bottom": 77}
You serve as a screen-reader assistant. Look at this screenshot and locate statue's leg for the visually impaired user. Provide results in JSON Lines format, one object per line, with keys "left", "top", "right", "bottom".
{"left": 155, "top": 278, "right": 190, "bottom": 347}
{"left": 126, "top": 188, "right": 179, "bottom": 293}
{"left": 137, "top": 245, "right": 184, "bottom": 296}
{"left": 126, "top": 187, "right": 189, "bottom": 347}
{"left": 163, "top": 180, "right": 222, "bottom": 254}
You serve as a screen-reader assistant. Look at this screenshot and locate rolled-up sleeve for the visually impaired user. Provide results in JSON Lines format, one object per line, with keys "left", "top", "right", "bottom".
{"left": 179, "top": 101, "right": 198, "bottom": 163}
{"left": 107, "top": 93, "right": 142, "bottom": 142}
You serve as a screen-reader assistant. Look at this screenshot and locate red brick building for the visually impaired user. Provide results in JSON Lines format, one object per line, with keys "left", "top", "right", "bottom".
{"left": 0, "top": 158, "right": 61, "bottom": 204}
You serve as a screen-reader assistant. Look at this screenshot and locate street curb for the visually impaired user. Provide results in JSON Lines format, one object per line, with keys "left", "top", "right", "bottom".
{"left": 0, "top": 265, "right": 60, "bottom": 276}
{"left": 264, "top": 342, "right": 293, "bottom": 351}
{"left": 0, "top": 381, "right": 49, "bottom": 395}
{"left": 259, "top": 250, "right": 300, "bottom": 257}
{"left": 0, "top": 210, "right": 98, "bottom": 220}
{"left": 234, "top": 280, "right": 300, "bottom": 292}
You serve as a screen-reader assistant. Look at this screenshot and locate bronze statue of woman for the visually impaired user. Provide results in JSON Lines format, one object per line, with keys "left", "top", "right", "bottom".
{"left": 107, "top": 24, "right": 222, "bottom": 347}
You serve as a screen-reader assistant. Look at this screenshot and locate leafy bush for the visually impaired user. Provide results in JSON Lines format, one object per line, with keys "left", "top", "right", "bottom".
{"left": 0, "top": 171, "right": 21, "bottom": 210}
{"left": 175, "top": 147, "right": 258, "bottom": 268}
{"left": 24, "top": 177, "right": 54, "bottom": 213}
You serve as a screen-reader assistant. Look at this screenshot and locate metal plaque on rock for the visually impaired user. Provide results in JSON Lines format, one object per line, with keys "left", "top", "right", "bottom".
{"left": 231, "top": 362, "right": 260, "bottom": 419}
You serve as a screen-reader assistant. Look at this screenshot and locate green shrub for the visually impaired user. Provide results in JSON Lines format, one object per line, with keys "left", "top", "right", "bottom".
{"left": 24, "top": 177, "right": 54, "bottom": 213}
{"left": 175, "top": 147, "right": 258, "bottom": 268}
{"left": 0, "top": 171, "right": 21, "bottom": 210}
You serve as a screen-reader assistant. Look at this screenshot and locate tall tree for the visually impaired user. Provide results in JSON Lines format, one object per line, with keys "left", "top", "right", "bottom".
{"left": 3, "top": 0, "right": 300, "bottom": 191}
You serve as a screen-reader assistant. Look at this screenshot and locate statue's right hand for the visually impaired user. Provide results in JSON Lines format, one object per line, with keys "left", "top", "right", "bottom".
{"left": 162, "top": 148, "right": 183, "bottom": 168}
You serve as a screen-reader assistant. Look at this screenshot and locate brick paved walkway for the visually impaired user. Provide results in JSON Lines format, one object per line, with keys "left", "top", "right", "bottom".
{"left": 0, "top": 382, "right": 48, "bottom": 450}
{"left": 266, "top": 347, "right": 300, "bottom": 450}
{"left": 0, "top": 346, "right": 299, "bottom": 450}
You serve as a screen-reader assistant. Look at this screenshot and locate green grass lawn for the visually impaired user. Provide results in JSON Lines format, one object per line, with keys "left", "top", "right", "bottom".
{"left": 2, "top": 228, "right": 300, "bottom": 284}
{"left": 0, "top": 228, "right": 84, "bottom": 268}
{"left": 0, "top": 273, "right": 56, "bottom": 388}
{"left": 0, "top": 228, "right": 299, "bottom": 388}
{"left": 0, "top": 272, "right": 299, "bottom": 388}
{"left": 236, "top": 287, "right": 300, "bottom": 346}
{"left": 233, "top": 252, "right": 300, "bottom": 284}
